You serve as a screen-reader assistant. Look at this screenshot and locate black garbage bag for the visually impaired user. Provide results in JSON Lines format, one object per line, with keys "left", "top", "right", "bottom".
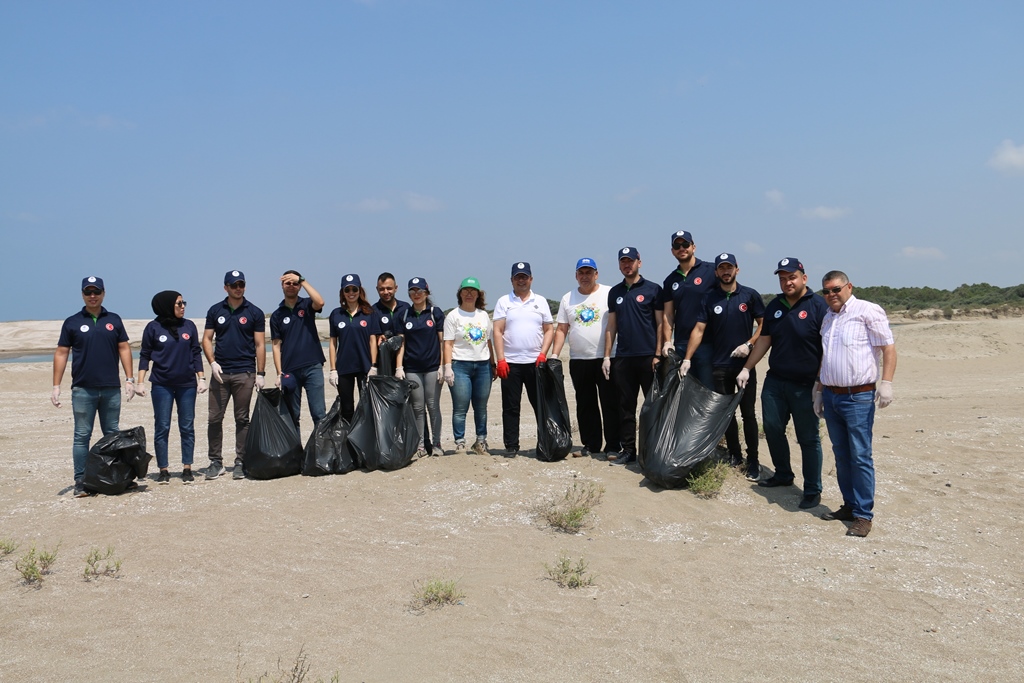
{"left": 638, "top": 351, "right": 744, "bottom": 489}
{"left": 535, "top": 358, "right": 572, "bottom": 462}
{"left": 376, "top": 333, "right": 404, "bottom": 376}
{"left": 347, "top": 375, "right": 419, "bottom": 471}
{"left": 302, "top": 396, "right": 357, "bottom": 476}
{"left": 245, "top": 388, "right": 304, "bottom": 480}
{"left": 83, "top": 426, "right": 153, "bottom": 494}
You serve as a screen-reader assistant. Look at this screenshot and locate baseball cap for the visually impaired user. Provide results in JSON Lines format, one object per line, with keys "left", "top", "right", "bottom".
{"left": 576, "top": 257, "right": 597, "bottom": 271}
{"left": 511, "top": 262, "right": 532, "bottom": 277}
{"left": 715, "top": 252, "right": 738, "bottom": 267}
{"left": 773, "top": 257, "right": 805, "bottom": 274}
{"left": 671, "top": 230, "right": 693, "bottom": 245}
{"left": 408, "top": 277, "right": 429, "bottom": 291}
{"left": 618, "top": 247, "right": 640, "bottom": 260}
{"left": 340, "top": 274, "right": 361, "bottom": 289}
{"left": 224, "top": 270, "right": 245, "bottom": 285}
{"left": 81, "top": 276, "right": 104, "bottom": 292}
{"left": 460, "top": 276, "right": 481, "bottom": 290}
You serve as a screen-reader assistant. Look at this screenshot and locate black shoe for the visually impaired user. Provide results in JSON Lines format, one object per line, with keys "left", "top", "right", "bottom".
{"left": 73, "top": 482, "right": 93, "bottom": 498}
{"left": 798, "top": 493, "right": 821, "bottom": 509}
{"left": 233, "top": 466, "right": 246, "bottom": 480}
{"left": 182, "top": 468, "right": 194, "bottom": 484}
{"left": 729, "top": 453, "right": 743, "bottom": 467}
{"left": 821, "top": 504, "right": 855, "bottom": 521}
{"left": 204, "top": 463, "right": 225, "bottom": 480}
{"left": 605, "top": 451, "right": 626, "bottom": 462}
{"left": 610, "top": 453, "right": 636, "bottom": 466}
{"left": 744, "top": 461, "right": 761, "bottom": 481}
{"left": 758, "top": 475, "right": 795, "bottom": 488}
{"left": 157, "top": 470, "right": 170, "bottom": 485}
{"left": 503, "top": 447, "right": 518, "bottom": 458}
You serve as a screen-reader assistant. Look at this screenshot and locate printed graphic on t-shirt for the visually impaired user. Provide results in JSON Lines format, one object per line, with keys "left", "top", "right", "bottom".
{"left": 572, "top": 304, "right": 600, "bottom": 326}
{"left": 462, "top": 323, "right": 487, "bottom": 345}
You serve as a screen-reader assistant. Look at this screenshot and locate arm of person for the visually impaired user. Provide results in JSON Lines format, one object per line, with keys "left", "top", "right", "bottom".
{"left": 443, "top": 339, "right": 454, "bottom": 365}
{"left": 603, "top": 312, "right": 617, "bottom": 361}
{"left": 272, "top": 338, "right": 283, "bottom": 378}
{"left": 879, "top": 343, "right": 897, "bottom": 382}
{"left": 748, "top": 316, "right": 764, "bottom": 347}
{"left": 302, "top": 279, "right": 325, "bottom": 313}
{"left": 661, "top": 300, "right": 675, "bottom": 350}
{"left": 202, "top": 328, "right": 216, "bottom": 365}
{"left": 52, "top": 346, "right": 70, "bottom": 387}
{"left": 552, "top": 322, "right": 569, "bottom": 358}
{"left": 540, "top": 322, "right": 554, "bottom": 357}
{"left": 254, "top": 331, "right": 266, "bottom": 374}
{"left": 369, "top": 335, "right": 379, "bottom": 365}
{"left": 743, "top": 335, "right": 772, "bottom": 370}
{"left": 328, "top": 338, "right": 337, "bottom": 371}
{"left": 119, "top": 341, "right": 134, "bottom": 381}
{"left": 684, "top": 322, "right": 706, "bottom": 361}
{"left": 492, "top": 319, "right": 506, "bottom": 361}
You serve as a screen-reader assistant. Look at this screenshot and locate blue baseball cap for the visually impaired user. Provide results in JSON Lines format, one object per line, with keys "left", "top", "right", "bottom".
{"left": 511, "top": 262, "right": 532, "bottom": 277}
{"left": 715, "top": 252, "right": 738, "bottom": 268}
{"left": 81, "top": 276, "right": 104, "bottom": 292}
{"left": 773, "top": 257, "right": 805, "bottom": 274}
{"left": 224, "top": 270, "right": 245, "bottom": 285}
{"left": 341, "top": 274, "right": 361, "bottom": 289}
{"left": 671, "top": 230, "right": 693, "bottom": 245}
{"left": 576, "top": 257, "right": 597, "bottom": 271}
{"left": 407, "top": 277, "right": 429, "bottom": 291}
{"left": 618, "top": 247, "right": 640, "bottom": 260}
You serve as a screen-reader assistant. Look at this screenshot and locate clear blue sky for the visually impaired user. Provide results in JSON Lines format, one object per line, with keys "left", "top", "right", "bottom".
{"left": 2, "top": 1, "right": 1022, "bottom": 322}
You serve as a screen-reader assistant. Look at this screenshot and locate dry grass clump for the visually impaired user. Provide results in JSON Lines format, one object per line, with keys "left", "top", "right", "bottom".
{"left": 409, "top": 577, "right": 465, "bottom": 613}
{"left": 15, "top": 542, "right": 60, "bottom": 587}
{"left": 686, "top": 460, "right": 730, "bottom": 498}
{"left": 539, "top": 480, "right": 605, "bottom": 533}
{"left": 84, "top": 546, "right": 122, "bottom": 580}
{"left": 545, "top": 553, "right": 595, "bottom": 589}
{"left": 236, "top": 646, "right": 340, "bottom": 683}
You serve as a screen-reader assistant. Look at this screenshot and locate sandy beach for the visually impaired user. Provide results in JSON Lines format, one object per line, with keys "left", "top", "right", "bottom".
{"left": 1, "top": 317, "right": 1022, "bottom": 682}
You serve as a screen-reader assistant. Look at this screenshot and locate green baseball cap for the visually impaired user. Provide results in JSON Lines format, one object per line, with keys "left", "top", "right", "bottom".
{"left": 460, "top": 276, "right": 481, "bottom": 290}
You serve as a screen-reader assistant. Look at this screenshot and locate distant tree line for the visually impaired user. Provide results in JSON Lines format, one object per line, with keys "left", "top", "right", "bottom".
{"left": 754, "top": 282, "right": 1024, "bottom": 314}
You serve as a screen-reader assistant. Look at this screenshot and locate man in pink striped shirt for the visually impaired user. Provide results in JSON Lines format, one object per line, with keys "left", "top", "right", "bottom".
{"left": 813, "top": 270, "right": 897, "bottom": 538}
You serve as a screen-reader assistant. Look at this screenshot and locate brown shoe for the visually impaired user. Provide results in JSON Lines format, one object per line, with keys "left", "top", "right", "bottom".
{"left": 846, "top": 518, "right": 872, "bottom": 537}
{"left": 821, "top": 504, "right": 855, "bottom": 521}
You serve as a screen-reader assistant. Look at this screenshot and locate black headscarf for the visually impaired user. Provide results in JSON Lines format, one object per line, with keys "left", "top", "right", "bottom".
{"left": 152, "top": 290, "right": 183, "bottom": 339}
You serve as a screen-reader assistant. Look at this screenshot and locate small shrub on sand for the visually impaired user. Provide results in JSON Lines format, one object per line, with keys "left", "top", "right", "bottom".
{"left": 84, "top": 546, "right": 122, "bottom": 580}
{"left": 686, "top": 460, "right": 729, "bottom": 498}
{"left": 545, "top": 553, "right": 595, "bottom": 589}
{"left": 16, "top": 542, "right": 60, "bottom": 586}
{"left": 540, "top": 481, "right": 605, "bottom": 533}
{"left": 0, "top": 538, "right": 19, "bottom": 558}
{"left": 236, "top": 645, "right": 340, "bottom": 683}
{"left": 410, "top": 578, "right": 465, "bottom": 612}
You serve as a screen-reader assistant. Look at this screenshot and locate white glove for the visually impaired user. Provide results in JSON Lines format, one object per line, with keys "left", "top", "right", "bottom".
{"left": 135, "top": 382, "right": 147, "bottom": 398}
{"left": 125, "top": 380, "right": 136, "bottom": 402}
{"left": 662, "top": 341, "right": 674, "bottom": 357}
{"left": 395, "top": 367, "right": 406, "bottom": 380}
{"left": 679, "top": 360, "right": 691, "bottom": 378}
{"left": 813, "top": 387, "right": 823, "bottom": 418}
{"left": 437, "top": 367, "right": 445, "bottom": 384}
{"left": 275, "top": 374, "right": 282, "bottom": 387}
{"left": 51, "top": 386, "right": 61, "bottom": 407}
{"left": 443, "top": 364, "right": 455, "bottom": 386}
{"left": 210, "top": 361, "right": 224, "bottom": 383}
{"left": 255, "top": 374, "right": 265, "bottom": 390}
{"left": 368, "top": 367, "right": 378, "bottom": 379}
{"left": 735, "top": 368, "right": 750, "bottom": 390}
{"left": 876, "top": 380, "right": 894, "bottom": 409}
{"left": 197, "top": 378, "right": 208, "bottom": 394}
{"left": 731, "top": 343, "right": 751, "bottom": 359}
{"left": 329, "top": 370, "right": 338, "bottom": 387}
{"left": 601, "top": 357, "right": 611, "bottom": 380}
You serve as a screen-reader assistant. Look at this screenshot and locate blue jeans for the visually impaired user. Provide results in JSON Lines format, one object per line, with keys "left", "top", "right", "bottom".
{"left": 71, "top": 386, "right": 121, "bottom": 481}
{"left": 151, "top": 384, "right": 197, "bottom": 469}
{"left": 761, "top": 374, "right": 823, "bottom": 494}
{"left": 689, "top": 342, "right": 714, "bottom": 390}
{"left": 449, "top": 360, "right": 491, "bottom": 442}
{"left": 281, "top": 363, "right": 326, "bottom": 437}
{"left": 823, "top": 388, "right": 876, "bottom": 520}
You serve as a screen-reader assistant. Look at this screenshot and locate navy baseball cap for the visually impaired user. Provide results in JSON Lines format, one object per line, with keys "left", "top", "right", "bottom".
{"left": 671, "top": 231, "right": 693, "bottom": 245}
{"left": 576, "top": 257, "right": 597, "bottom": 271}
{"left": 715, "top": 252, "right": 738, "bottom": 267}
{"left": 81, "top": 276, "right": 104, "bottom": 292}
{"left": 224, "top": 270, "right": 245, "bottom": 285}
{"left": 408, "top": 277, "right": 429, "bottom": 291}
{"left": 773, "top": 257, "right": 805, "bottom": 274}
{"left": 511, "top": 262, "right": 532, "bottom": 277}
{"left": 341, "top": 274, "right": 361, "bottom": 289}
{"left": 280, "top": 373, "right": 297, "bottom": 394}
{"left": 618, "top": 247, "right": 640, "bottom": 260}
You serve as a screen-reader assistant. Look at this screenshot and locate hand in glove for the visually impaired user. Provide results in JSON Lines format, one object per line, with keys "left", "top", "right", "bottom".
{"left": 679, "top": 359, "right": 691, "bottom": 378}
{"left": 395, "top": 367, "right": 406, "bottom": 380}
{"left": 735, "top": 367, "right": 750, "bottom": 390}
{"left": 662, "top": 341, "right": 674, "bottom": 357}
{"left": 368, "top": 367, "right": 378, "bottom": 379}
{"left": 135, "top": 383, "right": 147, "bottom": 398}
{"left": 601, "top": 357, "right": 611, "bottom": 380}
{"left": 275, "top": 374, "right": 282, "bottom": 387}
{"left": 329, "top": 370, "right": 338, "bottom": 387}
{"left": 535, "top": 353, "right": 547, "bottom": 366}
{"left": 255, "top": 374, "right": 265, "bottom": 390}
{"left": 125, "top": 380, "right": 136, "bottom": 401}
{"left": 51, "top": 386, "right": 61, "bottom": 407}
{"left": 210, "top": 361, "right": 224, "bottom": 384}
{"left": 443, "top": 364, "right": 455, "bottom": 386}
{"left": 813, "top": 387, "right": 824, "bottom": 418}
{"left": 197, "top": 378, "right": 208, "bottom": 394}
{"left": 496, "top": 360, "right": 510, "bottom": 379}
{"left": 876, "top": 380, "right": 894, "bottom": 409}
{"left": 730, "top": 343, "right": 751, "bottom": 359}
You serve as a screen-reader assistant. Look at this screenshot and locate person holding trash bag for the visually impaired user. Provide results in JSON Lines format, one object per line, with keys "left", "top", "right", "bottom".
{"left": 52, "top": 276, "right": 136, "bottom": 498}
{"left": 442, "top": 277, "right": 496, "bottom": 455}
{"left": 136, "top": 291, "right": 206, "bottom": 484}
{"left": 682, "top": 253, "right": 765, "bottom": 481}
{"left": 270, "top": 270, "right": 327, "bottom": 438}
{"left": 372, "top": 272, "right": 411, "bottom": 347}
{"left": 398, "top": 277, "right": 446, "bottom": 457}
{"left": 659, "top": 230, "right": 718, "bottom": 389}
{"left": 328, "top": 274, "right": 379, "bottom": 421}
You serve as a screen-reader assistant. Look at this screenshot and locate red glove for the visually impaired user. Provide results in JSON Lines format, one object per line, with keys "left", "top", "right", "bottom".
{"left": 535, "top": 353, "right": 547, "bottom": 366}
{"left": 496, "top": 359, "right": 510, "bottom": 379}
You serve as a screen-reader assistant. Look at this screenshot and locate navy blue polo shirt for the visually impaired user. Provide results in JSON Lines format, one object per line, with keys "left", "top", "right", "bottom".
{"left": 608, "top": 276, "right": 663, "bottom": 357}
{"left": 329, "top": 307, "right": 379, "bottom": 375}
{"left": 660, "top": 258, "right": 718, "bottom": 346}
{"left": 373, "top": 299, "right": 411, "bottom": 339}
{"left": 57, "top": 307, "right": 129, "bottom": 388}
{"left": 270, "top": 297, "right": 325, "bottom": 372}
{"left": 696, "top": 283, "right": 765, "bottom": 369}
{"left": 400, "top": 306, "right": 445, "bottom": 373}
{"left": 204, "top": 297, "right": 266, "bottom": 374}
{"left": 761, "top": 289, "right": 829, "bottom": 385}
{"left": 139, "top": 319, "right": 204, "bottom": 387}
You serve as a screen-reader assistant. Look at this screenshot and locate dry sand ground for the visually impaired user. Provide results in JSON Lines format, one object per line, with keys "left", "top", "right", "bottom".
{"left": 1, "top": 318, "right": 1022, "bottom": 682}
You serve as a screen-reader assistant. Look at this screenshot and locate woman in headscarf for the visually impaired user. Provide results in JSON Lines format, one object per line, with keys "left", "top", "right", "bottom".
{"left": 328, "top": 274, "right": 379, "bottom": 421}
{"left": 136, "top": 291, "right": 206, "bottom": 484}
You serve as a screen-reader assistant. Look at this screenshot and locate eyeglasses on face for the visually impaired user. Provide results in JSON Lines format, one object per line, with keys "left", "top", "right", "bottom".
{"left": 228, "top": 282, "right": 246, "bottom": 289}
{"left": 821, "top": 286, "right": 845, "bottom": 295}
{"left": 175, "top": 301, "right": 187, "bottom": 308}
{"left": 672, "top": 241, "right": 692, "bottom": 250}
{"left": 343, "top": 287, "right": 359, "bottom": 294}
{"left": 83, "top": 289, "right": 103, "bottom": 296}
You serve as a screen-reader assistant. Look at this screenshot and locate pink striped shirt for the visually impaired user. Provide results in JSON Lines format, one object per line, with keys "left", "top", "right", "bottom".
{"left": 819, "top": 295, "right": 894, "bottom": 387}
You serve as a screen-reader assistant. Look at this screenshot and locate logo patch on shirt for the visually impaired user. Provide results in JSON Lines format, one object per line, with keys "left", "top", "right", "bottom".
{"left": 672, "top": 282, "right": 679, "bottom": 291}
{"left": 80, "top": 325, "right": 89, "bottom": 332}
{"left": 360, "top": 320, "right": 367, "bottom": 327}
{"left": 159, "top": 335, "right": 168, "bottom": 342}
{"left": 694, "top": 277, "right": 703, "bottom": 285}
{"left": 774, "top": 310, "right": 783, "bottom": 319}
{"left": 798, "top": 310, "right": 808, "bottom": 319}
{"left": 105, "top": 323, "right": 114, "bottom": 331}
{"left": 338, "top": 321, "right": 346, "bottom": 329}
{"left": 616, "top": 297, "right": 624, "bottom": 304}
{"left": 713, "top": 305, "right": 723, "bottom": 314}
{"left": 239, "top": 317, "right": 247, "bottom": 325}
{"left": 636, "top": 294, "right": 645, "bottom": 303}
{"left": 406, "top": 322, "right": 414, "bottom": 330}
{"left": 298, "top": 310, "right": 305, "bottom": 318}
{"left": 283, "top": 317, "right": 291, "bottom": 325}
{"left": 426, "top": 320, "right": 434, "bottom": 327}
{"left": 217, "top": 316, "right": 226, "bottom": 324}
{"left": 739, "top": 303, "right": 748, "bottom": 312}
{"left": 182, "top": 333, "right": 190, "bottom": 340}
{"left": 381, "top": 316, "right": 389, "bottom": 324}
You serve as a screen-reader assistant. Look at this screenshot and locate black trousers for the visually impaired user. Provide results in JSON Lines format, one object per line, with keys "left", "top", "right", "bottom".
{"left": 500, "top": 362, "right": 538, "bottom": 450}
{"left": 611, "top": 355, "right": 655, "bottom": 456}
{"left": 569, "top": 358, "right": 621, "bottom": 453}
{"left": 713, "top": 366, "right": 759, "bottom": 460}
{"left": 336, "top": 372, "right": 366, "bottom": 422}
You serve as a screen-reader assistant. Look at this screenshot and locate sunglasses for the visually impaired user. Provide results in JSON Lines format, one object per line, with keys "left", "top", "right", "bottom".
{"left": 83, "top": 289, "right": 103, "bottom": 296}
{"left": 175, "top": 301, "right": 187, "bottom": 308}
{"left": 343, "top": 287, "right": 359, "bottom": 293}
{"left": 821, "top": 286, "right": 845, "bottom": 295}
{"left": 228, "top": 282, "right": 246, "bottom": 289}
{"left": 672, "top": 241, "right": 693, "bottom": 249}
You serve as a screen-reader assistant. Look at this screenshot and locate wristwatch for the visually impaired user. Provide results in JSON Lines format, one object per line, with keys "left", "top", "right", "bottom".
{"left": 745, "top": 342, "right": 754, "bottom": 350}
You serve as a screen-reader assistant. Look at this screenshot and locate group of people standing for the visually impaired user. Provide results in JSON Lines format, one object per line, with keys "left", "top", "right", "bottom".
{"left": 53, "top": 235, "right": 897, "bottom": 538}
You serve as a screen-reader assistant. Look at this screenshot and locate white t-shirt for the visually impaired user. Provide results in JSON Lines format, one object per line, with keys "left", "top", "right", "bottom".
{"left": 443, "top": 308, "right": 493, "bottom": 362}
{"left": 493, "top": 290, "right": 554, "bottom": 363}
{"left": 556, "top": 284, "right": 613, "bottom": 360}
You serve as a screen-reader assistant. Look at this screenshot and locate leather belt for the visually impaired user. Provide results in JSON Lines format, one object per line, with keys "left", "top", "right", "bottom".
{"left": 825, "top": 383, "right": 876, "bottom": 394}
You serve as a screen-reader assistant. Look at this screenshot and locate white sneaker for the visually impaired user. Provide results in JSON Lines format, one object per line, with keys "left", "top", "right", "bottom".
{"left": 455, "top": 440, "right": 467, "bottom": 453}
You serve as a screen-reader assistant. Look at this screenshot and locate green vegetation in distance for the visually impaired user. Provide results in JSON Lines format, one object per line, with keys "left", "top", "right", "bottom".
{"left": 759, "top": 282, "right": 1024, "bottom": 314}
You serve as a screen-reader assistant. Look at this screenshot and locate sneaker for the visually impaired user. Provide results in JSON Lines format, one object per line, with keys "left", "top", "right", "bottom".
{"left": 205, "top": 463, "right": 226, "bottom": 480}
{"left": 232, "top": 466, "right": 246, "bottom": 480}
{"left": 744, "top": 460, "right": 760, "bottom": 481}
{"left": 432, "top": 443, "right": 445, "bottom": 457}
{"left": 574, "top": 448, "right": 590, "bottom": 458}
{"left": 821, "top": 504, "right": 855, "bottom": 522}
{"left": 73, "top": 482, "right": 92, "bottom": 498}
{"left": 758, "top": 474, "right": 795, "bottom": 488}
{"left": 798, "top": 493, "right": 822, "bottom": 509}
{"left": 605, "top": 451, "right": 625, "bottom": 462}
{"left": 182, "top": 468, "right": 195, "bottom": 484}
{"left": 455, "top": 440, "right": 467, "bottom": 454}
{"left": 729, "top": 453, "right": 743, "bottom": 468}
{"left": 503, "top": 446, "right": 518, "bottom": 458}
{"left": 157, "top": 470, "right": 170, "bottom": 485}
{"left": 846, "top": 518, "right": 872, "bottom": 537}
{"left": 610, "top": 452, "right": 637, "bottom": 466}
{"left": 471, "top": 439, "right": 490, "bottom": 456}
{"left": 415, "top": 447, "right": 429, "bottom": 459}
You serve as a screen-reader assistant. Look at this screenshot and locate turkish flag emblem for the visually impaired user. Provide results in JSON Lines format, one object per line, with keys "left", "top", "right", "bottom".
{"left": 105, "top": 323, "right": 114, "bottom": 331}
{"left": 799, "top": 311, "right": 808, "bottom": 319}
{"left": 427, "top": 320, "right": 434, "bottom": 327}
{"left": 182, "top": 333, "right": 190, "bottom": 340}
{"left": 360, "top": 320, "right": 367, "bottom": 327}
{"left": 694, "top": 277, "right": 702, "bottom": 285}
{"left": 298, "top": 310, "right": 305, "bottom": 317}
{"left": 636, "top": 295, "right": 645, "bottom": 303}
{"left": 239, "top": 317, "right": 248, "bottom": 325}
{"left": 739, "top": 303, "right": 748, "bottom": 312}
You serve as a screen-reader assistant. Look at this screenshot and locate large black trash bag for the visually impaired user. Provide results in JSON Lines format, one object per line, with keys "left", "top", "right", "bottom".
{"left": 83, "top": 426, "right": 153, "bottom": 494}
{"left": 637, "top": 351, "right": 744, "bottom": 489}
{"left": 535, "top": 358, "right": 572, "bottom": 462}
{"left": 245, "top": 388, "right": 304, "bottom": 480}
{"left": 376, "top": 333, "right": 404, "bottom": 376}
{"left": 347, "top": 375, "right": 419, "bottom": 471}
{"left": 302, "top": 396, "right": 357, "bottom": 476}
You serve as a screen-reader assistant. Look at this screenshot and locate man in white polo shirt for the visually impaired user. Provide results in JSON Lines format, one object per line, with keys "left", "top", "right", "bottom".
{"left": 493, "top": 261, "right": 554, "bottom": 457}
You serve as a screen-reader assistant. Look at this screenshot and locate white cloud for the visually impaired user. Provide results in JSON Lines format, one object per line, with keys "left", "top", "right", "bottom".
{"left": 988, "top": 139, "right": 1024, "bottom": 172}
{"left": 900, "top": 246, "right": 946, "bottom": 260}
{"left": 743, "top": 241, "right": 763, "bottom": 254}
{"left": 405, "top": 192, "right": 444, "bottom": 212}
{"left": 764, "top": 189, "right": 785, "bottom": 209}
{"left": 614, "top": 187, "right": 644, "bottom": 203}
{"left": 353, "top": 198, "right": 390, "bottom": 212}
{"left": 800, "top": 206, "right": 851, "bottom": 221}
